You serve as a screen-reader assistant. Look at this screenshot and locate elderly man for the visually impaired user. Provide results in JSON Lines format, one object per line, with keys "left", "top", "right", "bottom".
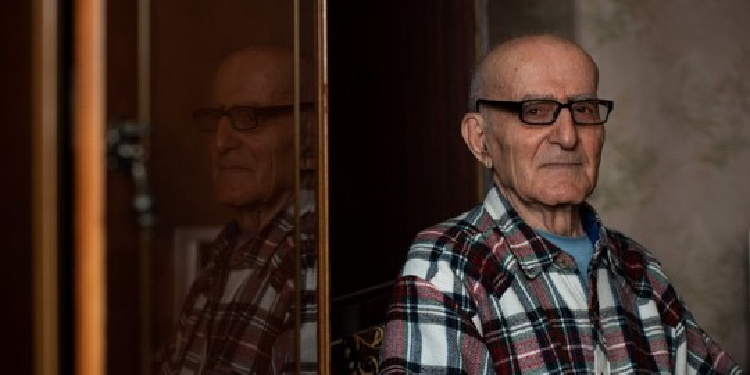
{"left": 156, "top": 46, "right": 317, "bottom": 374}
{"left": 379, "top": 34, "right": 742, "bottom": 374}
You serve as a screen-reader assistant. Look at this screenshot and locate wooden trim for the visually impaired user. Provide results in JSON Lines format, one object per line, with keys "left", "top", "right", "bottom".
{"left": 317, "top": 0, "right": 331, "bottom": 372}
{"left": 136, "top": 1, "right": 152, "bottom": 374}
{"left": 74, "top": 0, "right": 106, "bottom": 373}
{"left": 32, "top": 0, "right": 58, "bottom": 373}
{"left": 293, "top": 1, "right": 303, "bottom": 372}
{"left": 137, "top": 0, "right": 150, "bottom": 125}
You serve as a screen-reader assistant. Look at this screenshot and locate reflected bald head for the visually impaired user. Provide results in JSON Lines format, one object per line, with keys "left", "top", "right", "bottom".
{"left": 212, "top": 45, "right": 314, "bottom": 106}
{"left": 214, "top": 46, "right": 287, "bottom": 106}
{"left": 469, "top": 34, "right": 599, "bottom": 107}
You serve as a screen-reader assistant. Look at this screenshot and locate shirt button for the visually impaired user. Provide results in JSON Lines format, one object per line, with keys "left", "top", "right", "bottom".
{"left": 556, "top": 254, "right": 574, "bottom": 269}
{"left": 523, "top": 265, "right": 542, "bottom": 278}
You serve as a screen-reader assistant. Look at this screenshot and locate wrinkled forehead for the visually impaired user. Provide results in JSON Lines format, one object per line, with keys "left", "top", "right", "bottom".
{"left": 483, "top": 39, "right": 599, "bottom": 98}
{"left": 211, "top": 53, "right": 296, "bottom": 106}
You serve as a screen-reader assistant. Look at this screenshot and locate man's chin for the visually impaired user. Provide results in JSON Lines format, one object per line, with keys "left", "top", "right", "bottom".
{"left": 538, "top": 190, "right": 589, "bottom": 207}
{"left": 216, "top": 192, "right": 261, "bottom": 208}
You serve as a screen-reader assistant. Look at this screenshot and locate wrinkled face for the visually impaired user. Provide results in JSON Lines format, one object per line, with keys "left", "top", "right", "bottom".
{"left": 484, "top": 42, "right": 606, "bottom": 207}
{"left": 209, "top": 54, "right": 296, "bottom": 209}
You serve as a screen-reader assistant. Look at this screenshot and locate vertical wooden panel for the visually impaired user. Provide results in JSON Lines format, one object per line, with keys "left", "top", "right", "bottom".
{"left": 317, "top": 0, "right": 331, "bottom": 372}
{"left": 32, "top": 0, "right": 57, "bottom": 373}
{"left": 136, "top": 2, "right": 153, "bottom": 373}
{"left": 30, "top": 0, "right": 51, "bottom": 373}
{"left": 74, "top": 0, "right": 106, "bottom": 373}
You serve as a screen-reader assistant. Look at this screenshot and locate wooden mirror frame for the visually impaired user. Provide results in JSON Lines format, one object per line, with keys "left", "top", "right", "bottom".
{"left": 314, "top": 0, "right": 332, "bottom": 371}
{"left": 73, "top": 0, "right": 106, "bottom": 372}
{"left": 33, "top": 0, "right": 61, "bottom": 373}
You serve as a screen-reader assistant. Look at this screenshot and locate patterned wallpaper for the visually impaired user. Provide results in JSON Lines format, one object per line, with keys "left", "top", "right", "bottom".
{"left": 577, "top": 0, "right": 750, "bottom": 367}
{"left": 486, "top": 0, "right": 749, "bottom": 367}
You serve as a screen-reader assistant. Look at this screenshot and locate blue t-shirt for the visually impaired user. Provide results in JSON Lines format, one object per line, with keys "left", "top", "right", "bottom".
{"left": 536, "top": 209, "right": 599, "bottom": 289}
{"left": 537, "top": 229, "right": 594, "bottom": 288}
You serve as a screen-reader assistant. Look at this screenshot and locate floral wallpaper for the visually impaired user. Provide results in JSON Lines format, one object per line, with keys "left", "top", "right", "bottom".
{"left": 581, "top": 0, "right": 749, "bottom": 367}
{"left": 487, "top": 0, "right": 749, "bottom": 367}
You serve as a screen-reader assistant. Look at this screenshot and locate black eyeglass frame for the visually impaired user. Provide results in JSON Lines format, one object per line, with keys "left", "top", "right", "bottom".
{"left": 193, "top": 101, "right": 315, "bottom": 132}
{"left": 475, "top": 98, "right": 614, "bottom": 125}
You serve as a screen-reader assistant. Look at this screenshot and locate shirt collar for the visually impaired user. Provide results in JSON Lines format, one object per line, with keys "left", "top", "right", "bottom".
{"left": 210, "top": 189, "right": 317, "bottom": 269}
{"left": 480, "top": 185, "right": 623, "bottom": 280}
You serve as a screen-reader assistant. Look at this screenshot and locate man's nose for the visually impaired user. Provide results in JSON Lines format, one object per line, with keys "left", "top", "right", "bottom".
{"left": 548, "top": 108, "right": 578, "bottom": 149}
{"left": 213, "top": 116, "right": 240, "bottom": 151}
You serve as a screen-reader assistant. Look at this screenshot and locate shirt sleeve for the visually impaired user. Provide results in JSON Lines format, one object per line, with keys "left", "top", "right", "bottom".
{"left": 682, "top": 308, "right": 744, "bottom": 374}
{"left": 379, "top": 274, "right": 492, "bottom": 374}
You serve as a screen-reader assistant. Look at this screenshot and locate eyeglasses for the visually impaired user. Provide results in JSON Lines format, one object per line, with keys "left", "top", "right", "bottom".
{"left": 475, "top": 99, "right": 614, "bottom": 125}
{"left": 193, "top": 102, "right": 314, "bottom": 132}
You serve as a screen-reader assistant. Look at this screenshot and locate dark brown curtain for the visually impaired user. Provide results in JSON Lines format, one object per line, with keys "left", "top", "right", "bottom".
{"left": 328, "top": 0, "right": 478, "bottom": 339}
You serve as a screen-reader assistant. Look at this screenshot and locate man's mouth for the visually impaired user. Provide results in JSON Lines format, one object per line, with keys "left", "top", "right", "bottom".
{"left": 540, "top": 161, "right": 582, "bottom": 167}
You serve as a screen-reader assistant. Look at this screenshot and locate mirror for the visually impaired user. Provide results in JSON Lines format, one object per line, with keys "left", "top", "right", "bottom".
{"left": 105, "top": 0, "right": 319, "bottom": 373}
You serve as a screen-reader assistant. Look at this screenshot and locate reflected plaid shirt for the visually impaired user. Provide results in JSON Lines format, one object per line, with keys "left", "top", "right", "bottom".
{"left": 157, "top": 198, "right": 317, "bottom": 374}
{"left": 380, "top": 186, "right": 742, "bottom": 374}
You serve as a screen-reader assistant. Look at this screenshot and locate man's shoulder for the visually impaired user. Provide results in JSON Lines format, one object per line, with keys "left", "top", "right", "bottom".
{"left": 604, "top": 227, "right": 663, "bottom": 270}
{"left": 402, "top": 207, "right": 512, "bottom": 285}
{"left": 603, "top": 227, "right": 681, "bottom": 312}
{"left": 410, "top": 206, "right": 498, "bottom": 254}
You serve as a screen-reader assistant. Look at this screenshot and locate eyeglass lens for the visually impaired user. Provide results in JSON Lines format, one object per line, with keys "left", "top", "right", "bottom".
{"left": 194, "top": 106, "right": 258, "bottom": 132}
{"left": 522, "top": 100, "right": 609, "bottom": 124}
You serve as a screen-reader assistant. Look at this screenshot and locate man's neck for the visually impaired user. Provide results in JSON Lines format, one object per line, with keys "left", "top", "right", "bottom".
{"left": 498, "top": 185, "right": 584, "bottom": 237}
{"left": 233, "top": 192, "right": 293, "bottom": 236}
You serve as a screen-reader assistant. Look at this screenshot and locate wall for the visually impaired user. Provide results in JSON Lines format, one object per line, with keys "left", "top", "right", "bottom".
{"left": 487, "top": 0, "right": 749, "bottom": 368}
{"left": 578, "top": 0, "right": 749, "bottom": 367}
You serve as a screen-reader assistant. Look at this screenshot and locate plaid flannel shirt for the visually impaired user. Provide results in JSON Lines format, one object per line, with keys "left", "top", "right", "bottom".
{"left": 157, "top": 194, "right": 318, "bottom": 374}
{"left": 380, "top": 186, "right": 742, "bottom": 374}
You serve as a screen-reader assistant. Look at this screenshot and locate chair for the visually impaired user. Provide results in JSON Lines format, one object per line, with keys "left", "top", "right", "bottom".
{"left": 330, "top": 324, "right": 385, "bottom": 375}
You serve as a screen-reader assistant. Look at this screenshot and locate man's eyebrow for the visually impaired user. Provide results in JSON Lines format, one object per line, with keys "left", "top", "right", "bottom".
{"left": 519, "top": 94, "right": 555, "bottom": 100}
{"left": 570, "top": 93, "right": 598, "bottom": 100}
{"left": 518, "top": 93, "right": 598, "bottom": 101}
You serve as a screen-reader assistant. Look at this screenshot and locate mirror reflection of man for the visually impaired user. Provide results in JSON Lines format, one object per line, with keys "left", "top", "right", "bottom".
{"left": 157, "top": 45, "right": 317, "bottom": 374}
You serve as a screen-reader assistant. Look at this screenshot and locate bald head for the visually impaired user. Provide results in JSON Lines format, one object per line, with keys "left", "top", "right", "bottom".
{"left": 460, "top": 33, "right": 607, "bottom": 228}
{"left": 469, "top": 34, "right": 599, "bottom": 107}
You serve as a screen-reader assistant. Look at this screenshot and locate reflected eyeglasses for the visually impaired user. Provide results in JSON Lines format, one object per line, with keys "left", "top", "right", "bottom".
{"left": 193, "top": 102, "right": 314, "bottom": 132}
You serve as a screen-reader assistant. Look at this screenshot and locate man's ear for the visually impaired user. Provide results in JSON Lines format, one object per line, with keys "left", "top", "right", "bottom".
{"left": 461, "top": 113, "right": 492, "bottom": 168}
